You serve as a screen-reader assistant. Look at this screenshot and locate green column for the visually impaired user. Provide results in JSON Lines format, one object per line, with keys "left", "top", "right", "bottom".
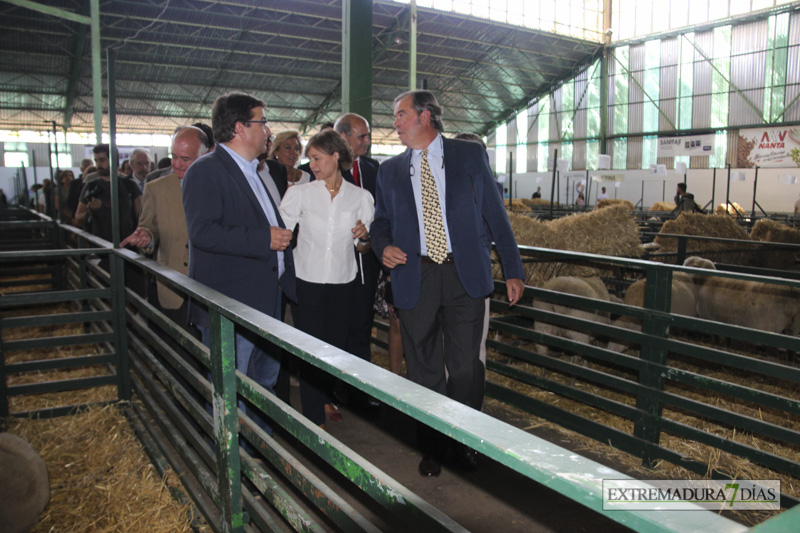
{"left": 341, "top": 0, "right": 373, "bottom": 125}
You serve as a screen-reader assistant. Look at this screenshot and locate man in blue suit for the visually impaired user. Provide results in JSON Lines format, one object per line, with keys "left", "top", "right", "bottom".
{"left": 183, "top": 92, "right": 296, "bottom": 435}
{"left": 371, "top": 90, "right": 525, "bottom": 476}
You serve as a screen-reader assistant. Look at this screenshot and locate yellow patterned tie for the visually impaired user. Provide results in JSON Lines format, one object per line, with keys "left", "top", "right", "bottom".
{"left": 420, "top": 149, "right": 448, "bottom": 263}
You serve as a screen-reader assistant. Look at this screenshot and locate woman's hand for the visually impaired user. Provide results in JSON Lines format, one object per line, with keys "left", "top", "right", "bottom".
{"left": 351, "top": 219, "right": 369, "bottom": 241}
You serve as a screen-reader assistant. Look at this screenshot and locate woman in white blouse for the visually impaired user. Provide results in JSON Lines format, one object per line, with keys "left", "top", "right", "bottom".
{"left": 279, "top": 129, "right": 374, "bottom": 428}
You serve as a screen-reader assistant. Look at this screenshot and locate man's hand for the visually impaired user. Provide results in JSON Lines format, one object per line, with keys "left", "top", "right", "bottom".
{"left": 87, "top": 197, "right": 102, "bottom": 212}
{"left": 270, "top": 226, "right": 293, "bottom": 251}
{"left": 382, "top": 245, "right": 407, "bottom": 269}
{"left": 506, "top": 278, "right": 525, "bottom": 307}
{"left": 120, "top": 227, "right": 152, "bottom": 249}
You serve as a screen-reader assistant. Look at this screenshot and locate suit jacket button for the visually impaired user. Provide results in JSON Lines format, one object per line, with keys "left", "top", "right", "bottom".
{"left": 272, "top": 266, "right": 277, "bottom": 272}
{"left": 183, "top": 262, "right": 188, "bottom": 267}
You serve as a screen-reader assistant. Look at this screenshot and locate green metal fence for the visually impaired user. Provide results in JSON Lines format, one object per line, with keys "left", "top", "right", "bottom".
{"left": 1, "top": 210, "right": 798, "bottom": 532}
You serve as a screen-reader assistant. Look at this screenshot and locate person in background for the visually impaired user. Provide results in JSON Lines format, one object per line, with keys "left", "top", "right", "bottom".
{"left": 270, "top": 130, "right": 310, "bottom": 186}
{"left": 120, "top": 159, "right": 132, "bottom": 176}
{"left": 793, "top": 193, "right": 800, "bottom": 218}
{"left": 673, "top": 182, "right": 703, "bottom": 214}
{"left": 121, "top": 126, "right": 211, "bottom": 325}
{"left": 128, "top": 148, "right": 151, "bottom": 194}
{"left": 532, "top": 186, "right": 542, "bottom": 199}
{"left": 279, "top": 129, "right": 374, "bottom": 429}
{"left": 576, "top": 191, "right": 585, "bottom": 207}
{"left": 597, "top": 186, "right": 609, "bottom": 200}
{"left": 55, "top": 169, "right": 75, "bottom": 222}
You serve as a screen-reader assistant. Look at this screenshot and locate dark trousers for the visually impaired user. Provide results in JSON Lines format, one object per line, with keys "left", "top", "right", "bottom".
{"left": 291, "top": 278, "right": 355, "bottom": 425}
{"left": 345, "top": 252, "right": 380, "bottom": 361}
{"left": 398, "top": 262, "right": 485, "bottom": 453}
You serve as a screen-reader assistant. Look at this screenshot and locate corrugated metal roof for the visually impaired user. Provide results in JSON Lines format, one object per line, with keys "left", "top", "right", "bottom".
{"left": 0, "top": 0, "right": 603, "bottom": 144}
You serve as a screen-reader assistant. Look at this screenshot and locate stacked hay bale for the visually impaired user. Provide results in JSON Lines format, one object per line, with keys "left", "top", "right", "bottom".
{"left": 521, "top": 198, "right": 554, "bottom": 207}
{"left": 650, "top": 201, "right": 676, "bottom": 211}
{"left": 715, "top": 201, "right": 745, "bottom": 216}
{"left": 500, "top": 205, "right": 644, "bottom": 286}
{"left": 503, "top": 198, "right": 528, "bottom": 211}
{"left": 596, "top": 198, "right": 634, "bottom": 211}
{"left": 749, "top": 219, "right": 800, "bottom": 270}
{"left": 655, "top": 213, "right": 751, "bottom": 265}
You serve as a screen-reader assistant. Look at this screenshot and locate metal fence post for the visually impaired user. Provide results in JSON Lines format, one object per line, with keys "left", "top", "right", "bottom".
{"left": 633, "top": 265, "right": 672, "bottom": 467}
{"left": 110, "top": 252, "right": 130, "bottom": 401}
{"left": 209, "top": 311, "right": 244, "bottom": 533}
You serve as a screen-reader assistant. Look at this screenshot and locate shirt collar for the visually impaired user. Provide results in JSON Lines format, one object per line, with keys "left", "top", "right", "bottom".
{"left": 412, "top": 133, "right": 443, "bottom": 158}
{"left": 219, "top": 142, "right": 258, "bottom": 170}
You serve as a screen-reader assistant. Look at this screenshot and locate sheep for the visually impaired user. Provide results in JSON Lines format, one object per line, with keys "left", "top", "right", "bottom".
{"left": 687, "top": 258, "right": 800, "bottom": 336}
{"left": 533, "top": 277, "right": 615, "bottom": 364}
{"left": 607, "top": 272, "right": 699, "bottom": 353}
{"left": 0, "top": 433, "right": 50, "bottom": 533}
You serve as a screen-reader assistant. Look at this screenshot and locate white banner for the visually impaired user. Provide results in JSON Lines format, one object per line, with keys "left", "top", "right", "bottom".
{"left": 657, "top": 134, "right": 715, "bottom": 157}
{"left": 736, "top": 127, "right": 800, "bottom": 168}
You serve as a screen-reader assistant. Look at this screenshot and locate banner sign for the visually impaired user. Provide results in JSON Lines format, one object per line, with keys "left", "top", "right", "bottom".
{"left": 657, "top": 134, "right": 715, "bottom": 157}
{"left": 736, "top": 127, "right": 800, "bottom": 168}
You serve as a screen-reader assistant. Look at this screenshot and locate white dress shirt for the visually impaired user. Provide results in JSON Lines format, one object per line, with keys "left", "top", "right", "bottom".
{"left": 280, "top": 179, "right": 374, "bottom": 284}
{"left": 409, "top": 133, "right": 453, "bottom": 255}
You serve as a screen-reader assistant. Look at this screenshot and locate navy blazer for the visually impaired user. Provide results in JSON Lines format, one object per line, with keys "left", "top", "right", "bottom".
{"left": 370, "top": 137, "right": 524, "bottom": 310}
{"left": 183, "top": 146, "right": 296, "bottom": 327}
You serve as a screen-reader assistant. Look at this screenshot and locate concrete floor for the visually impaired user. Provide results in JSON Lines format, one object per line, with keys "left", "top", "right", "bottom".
{"left": 271, "top": 387, "right": 632, "bottom": 533}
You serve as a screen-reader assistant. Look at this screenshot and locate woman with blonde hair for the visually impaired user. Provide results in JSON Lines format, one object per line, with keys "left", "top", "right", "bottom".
{"left": 270, "top": 130, "right": 310, "bottom": 186}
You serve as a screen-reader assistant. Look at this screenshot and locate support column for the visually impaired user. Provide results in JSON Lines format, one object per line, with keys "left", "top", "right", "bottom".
{"left": 342, "top": 0, "right": 373, "bottom": 125}
{"left": 90, "top": 0, "right": 102, "bottom": 141}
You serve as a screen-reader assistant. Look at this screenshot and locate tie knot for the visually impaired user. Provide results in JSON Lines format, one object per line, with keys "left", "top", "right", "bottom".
{"left": 421, "top": 148, "right": 429, "bottom": 160}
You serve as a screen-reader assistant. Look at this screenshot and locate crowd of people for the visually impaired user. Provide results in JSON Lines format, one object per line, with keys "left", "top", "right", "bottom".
{"left": 27, "top": 89, "right": 525, "bottom": 477}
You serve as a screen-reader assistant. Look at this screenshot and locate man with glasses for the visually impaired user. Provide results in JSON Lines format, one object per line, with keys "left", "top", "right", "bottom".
{"left": 183, "top": 92, "right": 296, "bottom": 436}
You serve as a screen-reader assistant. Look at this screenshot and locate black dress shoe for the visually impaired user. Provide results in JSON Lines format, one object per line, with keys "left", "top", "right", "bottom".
{"left": 454, "top": 445, "right": 479, "bottom": 472}
{"left": 418, "top": 454, "right": 441, "bottom": 477}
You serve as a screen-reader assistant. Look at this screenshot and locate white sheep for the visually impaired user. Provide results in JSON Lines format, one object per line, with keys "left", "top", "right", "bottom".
{"left": 533, "top": 276, "right": 614, "bottom": 357}
{"left": 0, "top": 433, "right": 50, "bottom": 533}
{"left": 607, "top": 272, "right": 698, "bottom": 353}
{"left": 686, "top": 257, "right": 800, "bottom": 336}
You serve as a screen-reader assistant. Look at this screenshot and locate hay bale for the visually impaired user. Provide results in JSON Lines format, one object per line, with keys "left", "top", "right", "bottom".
{"left": 655, "top": 213, "right": 751, "bottom": 265}
{"left": 520, "top": 198, "right": 554, "bottom": 207}
{"left": 715, "top": 202, "right": 745, "bottom": 216}
{"left": 504, "top": 198, "right": 528, "bottom": 210}
{"left": 596, "top": 198, "right": 634, "bottom": 211}
{"left": 749, "top": 219, "right": 800, "bottom": 270}
{"left": 501, "top": 205, "right": 643, "bottom": 286}
{"left": 650, "top": 201, "right": 676, "bottom": 211}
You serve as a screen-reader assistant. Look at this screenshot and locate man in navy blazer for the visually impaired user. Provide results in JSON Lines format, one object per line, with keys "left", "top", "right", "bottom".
{"left": 183, "top": 92, "right": 296, "bottom": 435}
{"left": 370, "top": 90, "right": 525, "bottom": 476}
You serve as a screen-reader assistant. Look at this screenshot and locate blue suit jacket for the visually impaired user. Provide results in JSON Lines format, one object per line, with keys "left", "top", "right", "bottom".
{"left": 182, "top": 146, "right": 296, "bottom": 327}
{"left": 370, "top": 137, "right": 524, "bottom": 310}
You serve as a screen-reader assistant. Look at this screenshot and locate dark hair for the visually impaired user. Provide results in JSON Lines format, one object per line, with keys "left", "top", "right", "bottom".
{"left": 92, "top": 143, "right": 118, "bottom": 161}
{"left": 677, "top": 182, "right": 687, "bottom": 193}
{"left": 320, "top": 121, "right": 335, "bottom": 130}
{"left": 305, "top": 129, "right": 354, "bottom": 173}
{"left": 394, "top": 90, "right": 444, "bottom": 133}
{"left": 157, "top": 157, "right": 171, "bottom": 169}
{"left": 211, "top": 92, "right": 266, "bottom": 144}
{"left": 192, "top": 122, "right": 215, "bottom": 148}
{"left": 92, "top": 144, "right": 109, "bottom": 156}
{"left": 454, "top": 132, "right": 486, "bottom": 149}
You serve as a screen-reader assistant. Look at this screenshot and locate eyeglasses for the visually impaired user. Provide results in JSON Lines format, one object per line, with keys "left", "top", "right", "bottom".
{"left": 245, "top": 119, "right": 268, "bottom": 127}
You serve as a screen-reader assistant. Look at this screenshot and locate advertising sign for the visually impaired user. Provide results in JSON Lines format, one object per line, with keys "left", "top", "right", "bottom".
{"left": 657, "top": 134, "right": 715, "bottom": 157}
{"left": 736, "top": 127, "right": 800, "bottom": 168}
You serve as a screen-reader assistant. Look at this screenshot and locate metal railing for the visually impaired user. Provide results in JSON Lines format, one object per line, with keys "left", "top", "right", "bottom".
{"left": 2, "top": 210, "right": 796, "bottom": 532}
